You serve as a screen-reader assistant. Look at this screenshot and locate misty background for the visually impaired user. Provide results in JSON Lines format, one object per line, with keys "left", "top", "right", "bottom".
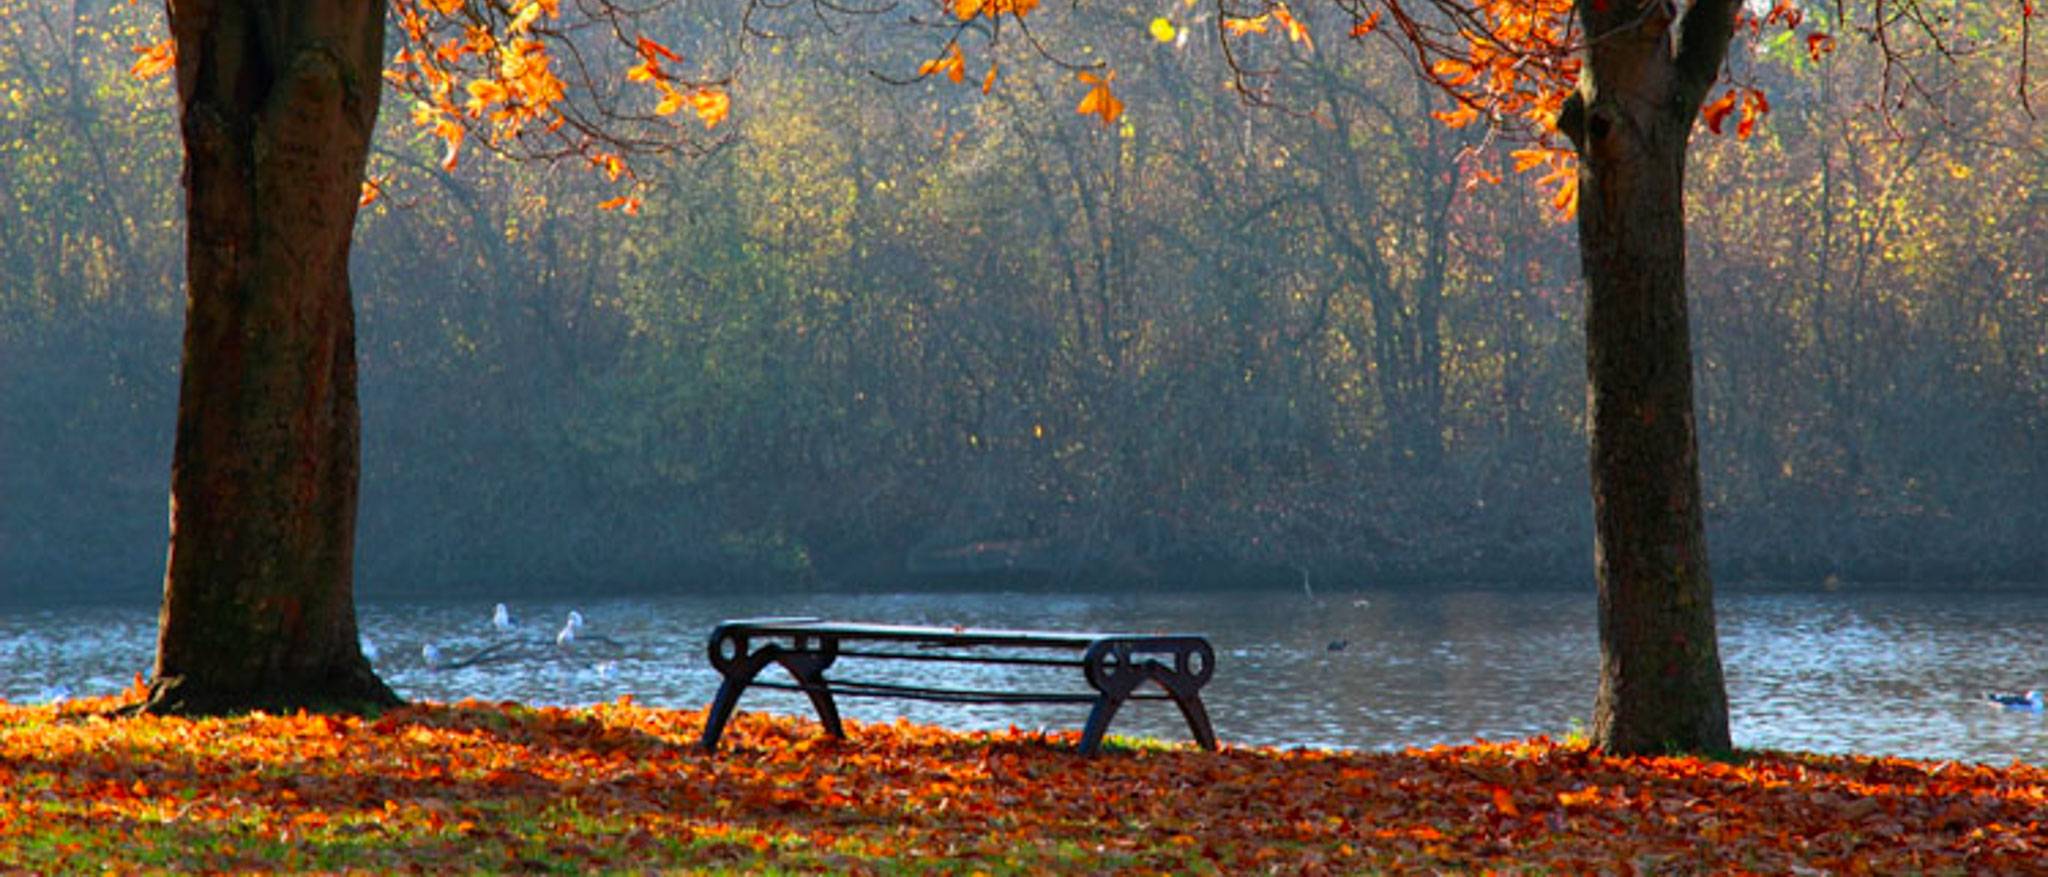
{"left": 2, "top": 2, "right": 2043, "bottom": 606}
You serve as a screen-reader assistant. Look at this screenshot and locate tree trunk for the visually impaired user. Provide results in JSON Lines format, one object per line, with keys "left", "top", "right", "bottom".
{"left": 146, "top": 0, "right": 398, "bottom": 714}
{"left": 1559, "top": 0, "right": 1738, "bottom": 754}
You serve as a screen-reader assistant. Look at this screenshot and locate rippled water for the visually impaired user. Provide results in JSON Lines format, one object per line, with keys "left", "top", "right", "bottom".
{"left": 2, "top": 588, "right": 2042, "bottom": 764}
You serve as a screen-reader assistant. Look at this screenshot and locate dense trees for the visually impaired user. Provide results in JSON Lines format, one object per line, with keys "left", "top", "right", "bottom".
{"left": 1, "top": 2, "right": 2040, "bottom": 730}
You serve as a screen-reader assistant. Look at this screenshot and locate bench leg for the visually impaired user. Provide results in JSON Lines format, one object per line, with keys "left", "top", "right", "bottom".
{"left": 698, "top": 642, "right": 843, "bottom": 751}
{"left": 1161, "top": 673, "right": 1218, "bottom": 751}
{"left": 1080, "top": 640, "right": 1219, "bottom": 755}
{"left": 776, "top": 652, "right": 844, "bottom": 739}
{"left": 699, "top": 647, "right": 776, "bottom": 751}
{"left": 1078, "top": 673, "right": 1141, "bottom": 756}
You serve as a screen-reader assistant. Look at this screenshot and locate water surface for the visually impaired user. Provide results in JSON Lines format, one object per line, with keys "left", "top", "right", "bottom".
{"left": 3, "top": 588, "right": 2042, "bottom": 764}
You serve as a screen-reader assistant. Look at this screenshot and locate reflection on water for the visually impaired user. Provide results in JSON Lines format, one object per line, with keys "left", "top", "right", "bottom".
{"left": 2, "top": 588, "right": 2043, "bottom": 764}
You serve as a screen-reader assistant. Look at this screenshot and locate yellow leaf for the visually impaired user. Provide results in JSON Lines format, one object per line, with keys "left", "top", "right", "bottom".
{"left": 626, "top": 61, "right": 662, "bottom": 83}
{"left": 1551, "top": 174, "right": 1579, "bottom": 219}
{"left": 358, "top": 177, "right": 383, "bottom": 208}
{"left": 653, "top": 82, "right": 686, "bottom": 116}
{"left": 688, "top": 88, "right": 730, "bottom": 128}
{"left": 509, "top": 1, "right": 542, "bottom": 33}
{"left": 1149, "top": 18, "right": 1176, "bottom": 42}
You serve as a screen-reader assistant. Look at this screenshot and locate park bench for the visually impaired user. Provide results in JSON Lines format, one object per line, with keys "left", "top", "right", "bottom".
{"left": 697, "top": 618, "right": 1218, "bottom": 756}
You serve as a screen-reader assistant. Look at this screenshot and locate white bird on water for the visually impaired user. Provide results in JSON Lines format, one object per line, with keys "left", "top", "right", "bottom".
{"left": 594, "top": 660, "right": 618, "bottom": 681}
{"left": 556, "top": 611, "right": 585, "bottom": 649}
{"left": 492, "top": 603, "right": 518, "bottom": 634}
{"left": 422, "top": 642, "right": 444, "bottom": 669}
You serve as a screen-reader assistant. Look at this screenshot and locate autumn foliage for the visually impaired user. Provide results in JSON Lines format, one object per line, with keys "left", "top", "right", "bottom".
{"left": 2, "top": 692, "right": 2042, "bottom": 871}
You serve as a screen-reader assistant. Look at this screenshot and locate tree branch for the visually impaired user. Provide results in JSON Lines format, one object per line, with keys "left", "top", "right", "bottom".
{"left": 1670, "top": 0, "right": 1738, "bottom": 116}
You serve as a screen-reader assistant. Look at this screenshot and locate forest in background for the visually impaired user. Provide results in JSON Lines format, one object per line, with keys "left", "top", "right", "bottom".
{"left": 1, "top": 1, "right": 2042, "bottom": 602}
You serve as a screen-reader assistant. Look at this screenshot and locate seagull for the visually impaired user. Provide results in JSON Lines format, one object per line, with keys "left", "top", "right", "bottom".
{"left": 1985, "top": 690, "right": 2044, "bottom": 712}
{"left": 359, "top": 635, "right": 380, "bottom": 663}
{"left": 594, "top": 660, "right": 618, "bottom": 681}
{"left": 492, "top": 603, "right": 519, "bottom": 634}
{"left": 422, "top": 643, "right": 444, "bottom": 669}
{"left": 556, "top": 611, "right": 584, "bottom": 650}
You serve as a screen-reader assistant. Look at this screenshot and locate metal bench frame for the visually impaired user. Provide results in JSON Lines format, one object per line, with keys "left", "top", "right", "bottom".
{"left": 697, "top": 617, "right": 1218, "bottom": 756}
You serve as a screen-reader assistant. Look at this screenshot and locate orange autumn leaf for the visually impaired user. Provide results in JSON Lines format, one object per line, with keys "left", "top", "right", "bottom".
{"left": 358, "top": 177, "right": 383, "bottom": 208}
{"left": 1349, "top": 11, "right": 1383, "bottom": 38}
{"left": 589, "top": 152, "right": 626, "bottom": 182}
{"left": 438, "top": 125, "right": 464, "bottom": 171}
{"left": 1490, "top": 785, "right": 1520, "bottom": 816}
{"left": 1510, "top": 148, "right": 1551, "bottom": 173}
{"left": 1736, "top": 88, "right": 1770, "bottom": 139}
{"left": 130, "top": 38, "right": 175, "bottom": 80}
{"left": 1222, "top": 14, "right": 1270, "bottom": 36}
{"left": 948, "top": 0, "right": 1039, "bottom": 19}
{"left": 1806, "top": 32, "right": 1837, "bottom": 61}
{"left": 465, "top": 78, "right": 510, "bottom": 115}
{"left": 1701, "top": 89, "right": 1738, "bottom": 134}
{"left": 1557, "top": 784, "right": 1603, "bottom": 807}
{"left": 636, "top": 35, "right": 682, "bottom": 62}
{"left": 1272, "top": 2, "right": 1313, "bottom": 48}
{"left": 982, "top": 61, "right": 1000, "bottom": 95}
{"left": 919, "top": 43, "right": 966, "bottom": 85}
{"left": 1075, "top": 69, "right": 1123, "bottom": 126}
{"left": 1431, "top": 103, "right": 1480, "bottom": 128}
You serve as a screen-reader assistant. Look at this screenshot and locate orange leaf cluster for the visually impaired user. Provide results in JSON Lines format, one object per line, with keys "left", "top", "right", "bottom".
{"left": 2, "top": 696, "right": 2043, "bottom": 872}
{"left": 1702, "top": 86, "right": 1771, "bottom": 139}
{"left": 1508, "top": 145, "right": 1579, "bottom": 216}
{"left": 385, "top": 0, "right": 725, "bottom": 209}
{"left": 388, "top": 0, "right": 571, "bottom": 172}
{"left": 946, "top": 0, "right": 1040, "bottom": 20}
{"left": 1422, "top": 0, "right": 1579, "bottom": 135}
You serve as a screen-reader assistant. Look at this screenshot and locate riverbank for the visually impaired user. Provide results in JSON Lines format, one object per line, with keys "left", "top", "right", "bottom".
{"left": 2, "top": 695, "right": 2041, "bottom": 873}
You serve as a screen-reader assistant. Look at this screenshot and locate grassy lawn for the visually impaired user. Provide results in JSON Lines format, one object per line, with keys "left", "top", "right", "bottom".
{"left": 1, "top": 693, "right": 2041, "bottom": 873}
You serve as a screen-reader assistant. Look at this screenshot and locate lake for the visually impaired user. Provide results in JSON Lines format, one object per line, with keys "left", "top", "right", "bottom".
{"left": 3, "top": 587, "right": 2043, "bottom": 764}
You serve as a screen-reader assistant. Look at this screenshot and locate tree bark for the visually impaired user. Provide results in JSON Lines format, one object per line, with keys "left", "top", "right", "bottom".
{"left": 1558, "top": 0, "right": 1738, "bottom": 754}
{"left": 146, "top": 0, "right": 398, "bottom": 714}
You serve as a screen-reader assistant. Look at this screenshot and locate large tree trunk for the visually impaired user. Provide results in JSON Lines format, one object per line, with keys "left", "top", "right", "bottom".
{"left": 1559, "top": 0, "right": 1738, "bottom": 754}
{"left": 146, "top": 0, "right": 398, "bottom": 714}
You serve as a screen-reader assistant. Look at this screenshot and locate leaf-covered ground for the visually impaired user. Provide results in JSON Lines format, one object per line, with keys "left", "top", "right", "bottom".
{"left": 2, "top": 693, "right": 2042, "bottom": 873}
